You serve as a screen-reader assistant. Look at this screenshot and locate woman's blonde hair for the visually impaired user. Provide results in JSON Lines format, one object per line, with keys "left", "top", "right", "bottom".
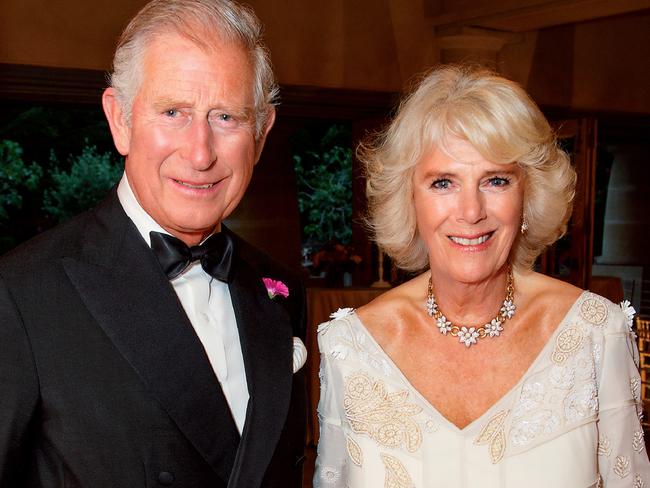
{"left": 360, "top": 65, "right": 576, "bottom": 272}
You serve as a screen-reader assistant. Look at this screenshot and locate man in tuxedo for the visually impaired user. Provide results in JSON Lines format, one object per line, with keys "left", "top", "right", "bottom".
{"left": 0, "top": 0, "right": 307, "bottom": 486}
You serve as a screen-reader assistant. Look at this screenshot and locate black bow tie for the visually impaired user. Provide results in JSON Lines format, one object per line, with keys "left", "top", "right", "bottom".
{"left": 149, "top": 231, "right": 234, "bottom": 282}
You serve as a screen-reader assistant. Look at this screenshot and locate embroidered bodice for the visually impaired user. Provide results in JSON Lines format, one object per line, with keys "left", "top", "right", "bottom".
{"left": 314, "top": 292, "right": 650, "bottom": 488}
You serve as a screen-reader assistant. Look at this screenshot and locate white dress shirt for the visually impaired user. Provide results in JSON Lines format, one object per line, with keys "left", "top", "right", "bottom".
{"left": 117, "top": 174, "right": 249, "bottom": 433}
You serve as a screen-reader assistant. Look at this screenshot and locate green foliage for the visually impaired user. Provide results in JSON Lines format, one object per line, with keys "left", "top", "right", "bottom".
{"left": 43, "top": 144, "right": 123, "bottom": 222}
{"left": 293, "top": 124, "right": 353, "bottom": 245}
{"left": 0, "top": 104, "right": 120, "bottom": 254}
{"left": 0, "top": 140, "right": 43, "bottom": 220}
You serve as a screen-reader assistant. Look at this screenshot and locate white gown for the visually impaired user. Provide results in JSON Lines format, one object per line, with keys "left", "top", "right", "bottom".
{"left": 314, "top": 291, "right": 650, "bottom": 487}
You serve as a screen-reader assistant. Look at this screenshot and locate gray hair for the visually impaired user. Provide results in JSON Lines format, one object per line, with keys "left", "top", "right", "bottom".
{"left": 109, "top": 0, "right": 278, "bottom": 137}
{"left": 360, "top": 65, "right": 576, "bottom": 272}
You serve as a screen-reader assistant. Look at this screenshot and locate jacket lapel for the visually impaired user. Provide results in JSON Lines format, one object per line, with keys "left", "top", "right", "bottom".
{"left": 226, "top": 236, "right": 294, "bottom": 488}
{"left": 61, "top": 193, "right": 240, "bottom": 483}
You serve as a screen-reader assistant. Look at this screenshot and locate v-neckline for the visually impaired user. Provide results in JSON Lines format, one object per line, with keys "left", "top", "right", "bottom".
{"left": 348, "top": 290, "right": 587, "bottom": 434}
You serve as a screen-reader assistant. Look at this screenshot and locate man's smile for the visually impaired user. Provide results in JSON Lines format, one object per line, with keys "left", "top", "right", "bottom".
{"left": 173, "top": 179, "right": 217, "bottom": 189}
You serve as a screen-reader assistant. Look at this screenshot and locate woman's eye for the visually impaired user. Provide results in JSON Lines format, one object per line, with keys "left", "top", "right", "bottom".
{"left": 488, "top": 176, "right": 510, "bottom": 187}
{"left": 431, "top": 179, "right": 451, "bottom": 190}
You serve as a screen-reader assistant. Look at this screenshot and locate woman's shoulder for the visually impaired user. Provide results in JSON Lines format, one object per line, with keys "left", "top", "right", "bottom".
{"left": 315, "top": 287, "right": 412, "bottom": 337}
{"left": 356, "top": 273, "right": 428, "bottom": 335}
{"left": 316, "top": 273, "right": 427, "bottom": 352}
{"left": 521, "top": 271, "right": 633, "bottom": 334}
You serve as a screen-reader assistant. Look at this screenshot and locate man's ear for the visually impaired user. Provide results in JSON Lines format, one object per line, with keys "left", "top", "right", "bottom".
{"left": 253, "top": 106, "right": 276, "bottom": 164}
{"left": 102, "top": 87, "right": 131, "bottom": 156}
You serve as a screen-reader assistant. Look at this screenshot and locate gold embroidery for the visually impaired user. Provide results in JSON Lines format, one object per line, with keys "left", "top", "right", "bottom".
{"left": 346, "top": 435, "right": 363, "bottom": 466}
{"left": 344, "top": 373, "right": 423, "bottom": 452}
{"left": 551, "top": 326, "right": 585, "bottom": 364}
{"left": 475, "top": 410, "right": 509, "bottom": 444}
{"left": 580, "top": 297, "right": 608, "bottom": 325}
{"left": 475, "top": 410, "right": 509, "bottom": 464}
{"left": 381, "top": 453, "right": 414, "bottom": 488}
{"left": 614, "top": 456, "right": 631, "bottom": 478}
{"left": 633, "top": 431, "right": 645, "bottom": 453}
{"left": 490, "top": 428, "right": 506, "bottom": 464}
{"left": 598, "top": 434, "right": 612, "bottom": 457}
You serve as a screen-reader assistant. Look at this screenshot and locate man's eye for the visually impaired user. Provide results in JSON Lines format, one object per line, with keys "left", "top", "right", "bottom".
{"left": 164, "top": 109, "right": 179, "bottom": 117}
{"left": 217, "top": 113, "right": 233, "bottom": 122}
{"left": 431, "top": 179, "right": 451, "bottom": 190}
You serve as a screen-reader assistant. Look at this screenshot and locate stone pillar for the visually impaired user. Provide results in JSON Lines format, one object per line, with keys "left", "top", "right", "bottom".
{"left": 597, "top": 144, "right": 650, "bottom": 265}
{"left": 435, "top": 26, "right": 520, "bottom": 71}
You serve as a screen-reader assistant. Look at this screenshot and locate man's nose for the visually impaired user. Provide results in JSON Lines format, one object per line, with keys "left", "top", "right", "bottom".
{"left": 457, "top": 188, "right": 487, "bottom": 224}
{"left": 182, "top": 119, "right": 216, "bottom": 169}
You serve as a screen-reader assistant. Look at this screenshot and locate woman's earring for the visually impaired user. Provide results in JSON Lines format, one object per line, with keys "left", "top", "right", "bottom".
{"left": 520, "top": 216, "right": 529, "bottom": 234}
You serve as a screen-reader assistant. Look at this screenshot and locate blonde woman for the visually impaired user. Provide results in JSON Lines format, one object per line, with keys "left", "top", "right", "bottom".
{"left": 314, "top": 66, "right": 649, "bottom": 487}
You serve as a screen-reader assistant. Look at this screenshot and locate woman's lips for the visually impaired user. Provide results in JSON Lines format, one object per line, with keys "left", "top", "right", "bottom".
{"left": 448, "top": 232, "right": 494, "bottom": 246}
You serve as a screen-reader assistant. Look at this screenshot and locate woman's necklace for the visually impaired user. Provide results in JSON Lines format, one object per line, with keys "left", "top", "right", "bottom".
{"left": 426, "top": 268, "right": 516, "bottom": 348}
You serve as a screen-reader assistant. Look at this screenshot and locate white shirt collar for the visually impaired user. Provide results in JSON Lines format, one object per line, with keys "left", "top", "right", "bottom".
{"left": 116, "top": 173, "right": 168, "bottom": 248}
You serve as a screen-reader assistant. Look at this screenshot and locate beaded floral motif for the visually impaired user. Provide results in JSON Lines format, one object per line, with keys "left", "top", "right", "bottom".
{"left": 424, "top": 417, "right": 439, "bottom": 433}
{"left": 635, "top": 475, "right": 646, "bottom": 488}
{"left": 344, "top": 373, "right": 423, "bottom": 452}
{"left": 631, "top": 377, "right": 641, "bottom": 402}
{"left": 380, "top": 453, "right": 414, "bottom": 488}
{"left": 324, "top": 316, "right": 392, "bottom": 376}
{"left": 549, "top": 365, "right": 575, "bottom": 390}
{"left": 475, "top": 410, "right": 509, "bottom": 463}
{"left": 506, "top": 294, "right": 603, "bottom": 455}
{"left": 614, "top": 456, "right": 631, "bottom": 478}
{"left": 592, "top": 342, "right": 603, "bottom": 373}
{"left": 317, "top": 308, "right": 355, "bottom": 335}
{"left": 564, "top": 383, "right": 598, "bottom": 422}
{"left": 633, "top": 430, "right": 645, "bottom": 453}
{"left": 598, "top": 434, "right": 612, "bottom": 457}
{"left": 621, "top": 300, "right": 636, "bottom": 330}
{"left": 510, "top": 410, "right": 560, "bottom": 447}
{"left": 580, "top": 295, "right": 608, "bottom": 325}
{"left": 318, "top": 465, "right": 342, "bottom": 484}
{"left": 346, "top": 435, "right": 363, "bottom": 466}
{"left": 551, "top": 326, "right": 585, "bottom": 365}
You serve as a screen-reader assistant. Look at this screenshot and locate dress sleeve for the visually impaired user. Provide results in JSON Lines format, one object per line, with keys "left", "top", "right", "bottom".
{"left": 597, "top": 305, "right": 650, "bottom": 487}
{"left": 313, "top": 329, "right": 349, "bottom": 487}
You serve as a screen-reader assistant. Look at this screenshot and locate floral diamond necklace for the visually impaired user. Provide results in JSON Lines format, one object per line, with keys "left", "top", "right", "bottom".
{"left": 426, "top": 268, "right": 516, "bottom": 348}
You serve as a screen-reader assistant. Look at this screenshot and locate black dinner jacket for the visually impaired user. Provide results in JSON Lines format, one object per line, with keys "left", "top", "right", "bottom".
{"left": 0, "top": 189, "right": 307, "bottom": 487}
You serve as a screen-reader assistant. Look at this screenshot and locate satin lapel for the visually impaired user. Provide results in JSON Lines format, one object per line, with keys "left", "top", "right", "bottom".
{"left": 61, "top": 194, "right": 240, "bottom": 483}
{"left": 226, "top": 251, "right": 293, "bottom": 488}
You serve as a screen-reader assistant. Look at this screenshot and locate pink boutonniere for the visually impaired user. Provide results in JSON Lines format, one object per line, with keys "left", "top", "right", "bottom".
{"left": 263, "top": 277, "right": 289, "bottom": 299}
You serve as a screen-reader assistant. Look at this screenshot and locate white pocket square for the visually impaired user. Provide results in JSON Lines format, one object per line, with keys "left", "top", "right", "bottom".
{"left": 292, "top": 337, "right": 307, "bottom": 373}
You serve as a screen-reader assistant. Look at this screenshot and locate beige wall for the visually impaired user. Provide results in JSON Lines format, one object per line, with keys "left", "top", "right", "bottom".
{"left": 249, "top": 0, "right": 438, "bottom": 91}
{"left": 0, "top": 0, "right": 146, "bottom": 70}
{"left": 0, "top": 0, "right": 648, "bottom": 113}
{"left": 572, "top": 13, "right": 650, "bottom": 113}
